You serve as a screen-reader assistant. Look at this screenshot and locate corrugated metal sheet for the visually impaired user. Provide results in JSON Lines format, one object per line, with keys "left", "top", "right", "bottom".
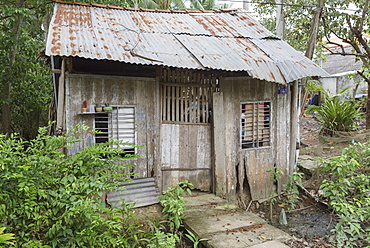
{"left": 46, "top": 1, "right": 329, "bottom": 84}
{"left": 107, "top": 177, "right": 159, "bottom": 208}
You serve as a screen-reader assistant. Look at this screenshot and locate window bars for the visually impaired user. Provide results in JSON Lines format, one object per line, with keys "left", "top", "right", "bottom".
{"left": 241, "top": 102, "right": 271, "bottom": 149}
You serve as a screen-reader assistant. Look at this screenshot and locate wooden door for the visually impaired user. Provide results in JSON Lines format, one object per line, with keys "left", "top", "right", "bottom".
{"left": 160, "top": 123, "right": 212, "bottom": 191}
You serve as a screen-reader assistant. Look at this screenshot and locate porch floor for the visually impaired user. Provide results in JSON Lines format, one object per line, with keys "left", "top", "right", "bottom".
{"left": 184, "top": 192, "right": 292, "bottom": 248}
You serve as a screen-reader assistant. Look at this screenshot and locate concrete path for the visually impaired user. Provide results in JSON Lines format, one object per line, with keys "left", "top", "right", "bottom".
{"left": 184, "top": 192, "right": 292, "bottom": 248}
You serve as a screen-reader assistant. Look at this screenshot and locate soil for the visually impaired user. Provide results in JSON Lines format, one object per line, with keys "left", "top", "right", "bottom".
{"left": 248, "top": 113, "right": 369, "bottom": 248}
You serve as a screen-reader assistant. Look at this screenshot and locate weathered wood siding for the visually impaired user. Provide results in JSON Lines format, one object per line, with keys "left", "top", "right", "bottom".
{"left": 160, "top": 123, "right": 212, "bottom": 191}
{"left": 214, "top": 77, "right": 292, "bottom": 201}
{"left": 64, "top": 73, "right": 159, "bottom": 178}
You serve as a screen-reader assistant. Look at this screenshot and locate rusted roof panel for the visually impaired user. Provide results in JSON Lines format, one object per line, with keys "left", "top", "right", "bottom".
{"left": 46, "top": 2, "right": 329, "bottom": 84}
{"left": 252, "top": 39, "right": 328, "bottom": 82}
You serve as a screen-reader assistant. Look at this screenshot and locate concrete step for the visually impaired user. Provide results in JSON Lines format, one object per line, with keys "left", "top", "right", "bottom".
{"left": 184, "top": 192, "right": 292, "bottom": 248}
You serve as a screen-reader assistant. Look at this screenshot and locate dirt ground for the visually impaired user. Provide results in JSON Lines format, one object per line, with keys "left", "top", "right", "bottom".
{"left": 299, "top": 113, "right": 368, "bottom": 158}
{"left": 248, "top": 113, "right": 368, "bottom": 248}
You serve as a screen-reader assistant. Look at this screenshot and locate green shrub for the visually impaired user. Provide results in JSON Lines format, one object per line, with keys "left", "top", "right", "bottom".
{"left": 0, "top": 227, "right": 15, "bottom": 245}
{"left": 0, "top": 125, "right": 137, "bottom": 247}
{"left": 307, "top": 96, "right": 363, "bottom": 136}
{"left": 159, "top": 181, "right": 193, "bottom": 233}
{"left": 320, "top": 142, "right": 370, "bottom": 247}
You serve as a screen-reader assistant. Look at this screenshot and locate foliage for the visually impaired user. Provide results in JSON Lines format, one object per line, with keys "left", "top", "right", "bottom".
{"left": 320, "top": 141, "right": 370, "bottom": 247}
{"left": 184, "top": 229, "right": 209, "bottom": 248}
{"left": 0, "top": 227, "right": 15, "bottom": 245}
{"left": 252, "top": 0, "right": 370, "bottom": 128}
{"left": 0, "top": 125, "right": 141, "bottom": 247}
{"left": 159, "top": 180, "right": 193, "bottom": 233}
{"left": 146, "top": 225, "right": 179, "bottom": 248}
{"left": 306, "top": 96, "right": 364, "bottom": 135}
{"left": 0, "top": 0, "right": 53, "bottom": 139}
{"left": 63, "top": 0, "right": 228, "bottom": 10}
{"left": 266, "top": 167, "right": 303, "bottom": 212}
{"left": 282, "top": 171, "right": 304, "bottom": 211}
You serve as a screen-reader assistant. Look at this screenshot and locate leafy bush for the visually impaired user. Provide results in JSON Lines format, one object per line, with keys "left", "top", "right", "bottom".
{"left": 0, "top": 227, "right": 15, "bottom": 245}
{"left": 307, "top": 96, "right": 364, "bottom": 136}
{"left": 159, "top": 181, "right": 193, "bottom": 234}
{"left": 0, "top": 125, "right": 138, "bottom": 247}
{"left": 320, "top": 142, "right": 370, "bottom": 247}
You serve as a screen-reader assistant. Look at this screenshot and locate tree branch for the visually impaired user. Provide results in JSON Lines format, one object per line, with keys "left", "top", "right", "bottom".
{"left": 357, "top": 70, "right": 370, "bottom": 85}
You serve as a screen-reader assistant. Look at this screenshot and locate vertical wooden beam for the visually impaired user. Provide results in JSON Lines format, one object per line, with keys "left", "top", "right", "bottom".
{"left": 289, "top": 81, "right": 299, "bottom": 174}
{"left": 212, "top": 91, "right": 226, "bottom": 195}
{"left": 56, "top": 58, "right": 66, "bottom": 132}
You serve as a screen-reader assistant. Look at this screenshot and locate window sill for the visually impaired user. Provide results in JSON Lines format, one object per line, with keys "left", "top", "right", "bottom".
{"left": 78, "top": 111, "right": 111, "bottom": 115}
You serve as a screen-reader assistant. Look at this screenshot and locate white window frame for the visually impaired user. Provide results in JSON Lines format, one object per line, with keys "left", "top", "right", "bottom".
{"left": 94, "top": 105, "right": 136, "bottom": 154}
{"left": 240, "top": 101, "right": 271, "bottom": 149}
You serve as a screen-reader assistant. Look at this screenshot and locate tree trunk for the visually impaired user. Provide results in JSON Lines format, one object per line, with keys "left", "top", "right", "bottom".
{"left": 367, "top": 83, "right": 370, "bottom": 130}
{"left": 305, "top": 0, "right": 325, "bottom": 59}
{"left": 2, "top": 0, "right": 24, "bottom": 134}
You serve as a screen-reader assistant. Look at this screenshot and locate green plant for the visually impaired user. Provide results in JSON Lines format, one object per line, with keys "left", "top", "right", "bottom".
{"left": 0, "top": 227, "right": 15, "bottom": 245}
{"left": 159, "top": 181, "right": 193, "bottom": 233}
{"left": 283, "top": 171, "right": 304, "bottom": 211}
{"left": 320, "top": 142, "right": 370, "bottom": 247}
{"left": 185, "top": 228, "right": 209, "bottom": 248}
{"left": 0, "top": 125, "right": 138, "bottom": 247}
{"left": 267, "top": 166, "right": 283, "bottom": 183}
{"left": 306, "top": 96, "right": 363, "bottom": 136}
{"left": 146, "top": 225, "right": 179, "bottom": 248}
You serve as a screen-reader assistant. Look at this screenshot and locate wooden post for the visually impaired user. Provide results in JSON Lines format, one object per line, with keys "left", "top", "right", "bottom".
{"left": 276, "top": 0, "right": 284, "bottom": 39}
{"left": 212, "top": 92, "right": 226, "bottom": 195}
{"left": 305, "top": 0, "right": 325, "bottom": 60}
{"left": 289, "top": 81, "right": 299, "bottom": 174}
{"left": 56, "top": 58, "right": 66, "bottom": 133}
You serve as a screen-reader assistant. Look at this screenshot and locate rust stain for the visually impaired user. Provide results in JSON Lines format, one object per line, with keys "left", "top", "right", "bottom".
{"left": 50, "top": 46, "right": 60, "bottom": 54}
{"left": 123, "top": 53, "right": 131, "bottom": 59}
{"left": 70, "top": 43, "right": 76, "bottom": 47}
{"left": 101, "top": 38, "right": 105, "bottom": 41}
{"left": 103, "top": 45, "right": 108, "bottom": 49}
{"left": 71, "top": 50, "right": 78, "bottom": 55}
{"left": 296, "top": 62, "right": 307, "bottom": 68}
{"left": 270, "top": 72, "right": 276, "bottom": 81}
{"left": 107, "top": 54, "right": 112, "bottom": 58}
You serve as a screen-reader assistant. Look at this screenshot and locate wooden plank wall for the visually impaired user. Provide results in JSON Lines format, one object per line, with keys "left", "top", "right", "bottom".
{"left": 65, "top": 73, "right": 158, "bottom": 178}
{"left": 216, "top": 77, "right": 292, "bottom": 201}
{"left": 160, "top": 124, "right": 212, "bottom": 191}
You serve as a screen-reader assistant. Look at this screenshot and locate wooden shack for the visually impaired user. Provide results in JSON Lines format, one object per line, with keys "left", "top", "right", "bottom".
{"left": 45, "top": 1, "right": 328, "bottom": 203}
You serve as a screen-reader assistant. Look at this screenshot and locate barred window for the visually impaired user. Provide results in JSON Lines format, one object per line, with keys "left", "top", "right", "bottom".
{"left": 240, "top": 102, "right": 271, "bottom": 149}
{"left": 95, "top": 106, "right": 135, "bottom": 154}
{"left": 161, "top": 84, "right": 212, "bottom": 124}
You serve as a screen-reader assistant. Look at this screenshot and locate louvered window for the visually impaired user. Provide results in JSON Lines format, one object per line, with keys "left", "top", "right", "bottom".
{"left": 240, "top": 102, "right": 271, "bottom": 149}
{"left": 95, "top": 106, "right": 135, "bottom": 154}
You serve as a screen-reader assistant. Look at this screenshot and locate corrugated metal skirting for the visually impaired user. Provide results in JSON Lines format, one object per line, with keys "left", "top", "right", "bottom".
{"left": 107, "top": 177, "right": 160, "bottom": 208}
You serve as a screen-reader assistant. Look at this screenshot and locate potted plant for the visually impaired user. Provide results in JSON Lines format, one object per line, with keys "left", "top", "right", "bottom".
{"left": 103, "top": 103, "right": 112, "bottom": 111}
{"left": 95, "top": 103, "right": 103, "bottom": 112}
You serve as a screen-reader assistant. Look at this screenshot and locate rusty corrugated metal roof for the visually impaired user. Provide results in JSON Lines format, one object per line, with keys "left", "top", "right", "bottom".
{"left": 46, "top": 1, "right": 329, "bottom": 84}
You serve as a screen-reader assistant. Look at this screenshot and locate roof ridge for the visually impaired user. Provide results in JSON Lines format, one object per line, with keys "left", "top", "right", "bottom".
{"left": 53, "top": 0, "right": 241, "bottom": 13}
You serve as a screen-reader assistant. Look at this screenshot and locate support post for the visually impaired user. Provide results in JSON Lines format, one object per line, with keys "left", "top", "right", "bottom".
{"left": 56, "top": 58, "right": 66, "bottom": 133}
{"left": 276, "top": 0, "right": 284, "bottom": 39}
{"left": 290, "top": 81, "right": 299, "bottom": 174}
